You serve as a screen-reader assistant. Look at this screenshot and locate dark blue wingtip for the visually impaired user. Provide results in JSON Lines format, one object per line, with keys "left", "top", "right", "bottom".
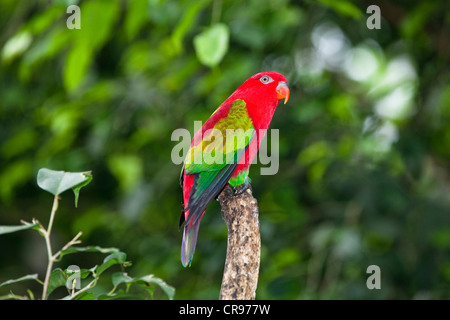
{"left": 181, "top": 257, "right": 193, "bottom": 268}
{"left": 181, "top": 222, "right": 200, "bottom": 268}
{"left": 181, "top": 249, "right": 193, "bottom": 267}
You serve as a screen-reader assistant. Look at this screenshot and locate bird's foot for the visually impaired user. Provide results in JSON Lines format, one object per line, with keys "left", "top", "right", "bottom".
{"left": 232, "top": 182, "right": 252, "bottom": 196}
{"left": 216, "top": 185, "right": 233, "bottom": 201}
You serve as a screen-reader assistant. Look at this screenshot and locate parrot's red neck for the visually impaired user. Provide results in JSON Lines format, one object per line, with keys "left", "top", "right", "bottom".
{"left": 228, "top": 85, "right": 281, "bottom": 131}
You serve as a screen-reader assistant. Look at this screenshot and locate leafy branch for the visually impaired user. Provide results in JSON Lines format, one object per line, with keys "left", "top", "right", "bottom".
{"left": 0, "top": 168, "right": 175, "bottom": 300}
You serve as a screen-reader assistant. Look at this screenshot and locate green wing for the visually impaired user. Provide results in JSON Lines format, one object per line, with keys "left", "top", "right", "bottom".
{"left": 183, "top": 99, "right": 255, "bottom": 225}
{"left": 184, "top": 99, "right": 255, "bottom": 175}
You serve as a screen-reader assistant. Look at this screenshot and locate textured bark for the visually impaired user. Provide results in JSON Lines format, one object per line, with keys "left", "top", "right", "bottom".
{"left": 218, "top": 186, "right": 260, "bottom": 300}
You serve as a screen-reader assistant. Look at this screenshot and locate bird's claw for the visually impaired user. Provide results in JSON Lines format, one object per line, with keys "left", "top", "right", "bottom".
{"left": 232, "top": 182, "right": 252, "bottom": 196}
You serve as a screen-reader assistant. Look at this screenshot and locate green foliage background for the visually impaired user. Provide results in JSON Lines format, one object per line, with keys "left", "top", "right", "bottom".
{"left": 0, "top": 0, "right": 449, "bottom": 299}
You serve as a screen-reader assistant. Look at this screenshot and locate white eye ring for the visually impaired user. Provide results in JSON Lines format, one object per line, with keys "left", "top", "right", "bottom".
{"left": 260, "top": 75, "right": 273, "bottom": 84}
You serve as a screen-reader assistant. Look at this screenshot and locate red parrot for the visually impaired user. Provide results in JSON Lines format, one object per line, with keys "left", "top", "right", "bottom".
{"left": 179, "top": 71, "right": 290, "bottom": 267}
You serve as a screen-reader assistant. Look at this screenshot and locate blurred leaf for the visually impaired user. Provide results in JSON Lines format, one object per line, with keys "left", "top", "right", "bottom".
{"left": 307, "top": 159, "right": 330, "bottom": 185}
{"left": 441, "top": 262, "right": 450, "bottom": 283}
{"left": 0, "top": 160, "right": 31, "bottom": 202}
{"left": 430, "top": 229, "right": 450, "bottom": 249}
{"left": 327, "top": 94, "right": 356, "bottom": 122}
{"left": 1, "top": 129, "right": 38, "bottom": 159}
{"left": 63, "top": 0, "right": 119, "bottom": 91}
{"left": 317, "top": 0, "right": 362, "bottom": 19}
{"left": 124, "top": 0, "right": 149, "bottom": 40}
{"left": 400, "top": 2, "right": 437, "bottom": 39}
{"left": 194, "top": 23, "right": 230, "bottom": 67}
{"left": 171, "top": 0, "right": 209, "bottom": 56}
{"left": 297, "top": 141, "right": 330, "bottom": 166}
{"left": 1, "top": 31, "right": 32, "bottom": 63}
{"left": 332, "top": 229, "right": 361, "bottom": 259}
{"left": 364, "top": 231, "right": 394, "bottom": 254}
{"left": 310, "top": 224, "right": 334, "bottom": 251}
{"left": 21, "top": 25, "right": 71, "bottom": 73}
{"left": 271, "top": 248, "right": 301, "bottom": 270}
{"left": 72, "top": 208, "right": 104, "bottom": 237}
{"left": 63, "top": 42, "right": 93, "bottom": 92}
{"left": 25, "top": 5, "right": 63, "bottom": 35}
{"left": 76, "top": 0, "right": 120, "bottom": 49}
{"left": 107, "top": 154, "right": 143, "bottom": 192}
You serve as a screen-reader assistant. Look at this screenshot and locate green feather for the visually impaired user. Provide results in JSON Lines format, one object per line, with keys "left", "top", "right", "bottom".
{"left": 184, "top": 99, "right": 255, "bottom": 175}
{"left": 228, "top": 169, "right": 250, "bottom": 187}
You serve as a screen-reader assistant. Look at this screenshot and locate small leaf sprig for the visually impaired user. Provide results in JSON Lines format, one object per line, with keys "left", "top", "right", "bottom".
{"left": 0, "top": 168, "right": 175, "bottom": 300}
{"left": 35, "top": 168, "right": 92, "bottom": 299}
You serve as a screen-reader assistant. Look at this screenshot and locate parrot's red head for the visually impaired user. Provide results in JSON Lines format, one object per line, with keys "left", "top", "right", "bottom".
{"left": 227, "top": 71, "right": 290, "bottom": 130}
{"left": 246, "top": 71, "right": 290, "bottom": 105}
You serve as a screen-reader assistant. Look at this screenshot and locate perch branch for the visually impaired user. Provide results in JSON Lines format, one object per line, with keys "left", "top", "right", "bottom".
{"left": 218, "top": 186, "right": 261, "bottom": 300}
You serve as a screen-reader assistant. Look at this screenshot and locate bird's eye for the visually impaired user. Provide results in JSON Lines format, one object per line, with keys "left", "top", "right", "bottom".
{"left": 260, "top": 75, "right": 273, "bottom": 84}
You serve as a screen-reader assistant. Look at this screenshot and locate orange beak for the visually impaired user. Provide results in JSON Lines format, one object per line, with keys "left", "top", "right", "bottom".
{"left": 276, "top": 81, "right": 290, "bottom": 104}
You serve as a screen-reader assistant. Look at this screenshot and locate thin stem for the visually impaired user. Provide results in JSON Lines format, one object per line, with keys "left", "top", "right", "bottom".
{"left": 69, "top": 277, "right": 98, "bottom": 300}
{"left": 47, "top": 195, "right": 59, "bottom": 239}
{"left": 41, "top": 195, "right": 60, "bottom": 300}
{"left": 53, "top": 231, "right": 83, "bottom": 261}
{"left": 0, "top": 292, "right": 29, "bottom": 300}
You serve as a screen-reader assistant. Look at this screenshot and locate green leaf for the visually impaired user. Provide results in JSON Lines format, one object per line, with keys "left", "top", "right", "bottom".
{"left": 194, "top": 23, "right": 230, "bottom": 67}
{"left": 0, "top": 274, "right": 40, "bottom": 289}
{"left": 57, "top": 246, "right": 121, "bottom": 261}
{"left": 46, "top": 267, "right": 94, "bottom": 299}
{"left": 46, "top": 268, "right": 67, "bottom": 298}
{"left": 111, "top": 272, "right": 133, "bottom": 287}
{"left": 135, "top": 274, "right": 175, "bottom": 300}
{"left": 37, "top": 168, "right": 92, "bottom": 206}
{"left": 73, "top": 292, "right": 95, "bottom": 300}
{"left": 111, "top": 272, "right": 175, "bottom": 300}
{"left": 97, "top": 289, "right": 146, "bottom": 300}
{"left": 96, "top": 252, "right": 127, "bottom": 276}
{"left": 61, "top": 291, "right": 95, "bottom": 300}
{"left": 0, "top": 223, "right": 39, "bottom": 235}
{"left": 73, "top": 172, "right": 93, "bottom": 208}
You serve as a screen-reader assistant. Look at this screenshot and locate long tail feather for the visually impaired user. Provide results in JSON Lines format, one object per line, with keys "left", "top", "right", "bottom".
{"left": 181, "top": 218, "right": 202, "bottom": 267}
